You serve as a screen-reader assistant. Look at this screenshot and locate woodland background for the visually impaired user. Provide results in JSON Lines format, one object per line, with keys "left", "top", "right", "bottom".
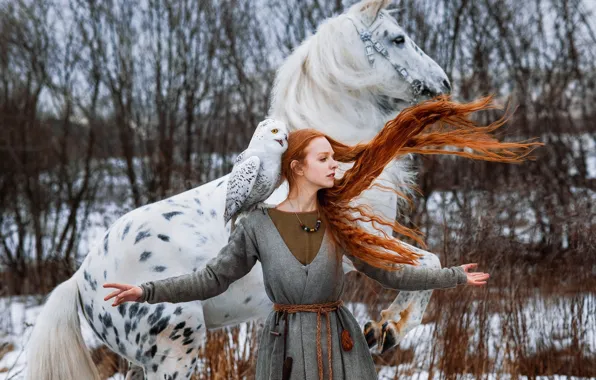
{"left": 0, "top": 0, "right": 594, "bottom": 378}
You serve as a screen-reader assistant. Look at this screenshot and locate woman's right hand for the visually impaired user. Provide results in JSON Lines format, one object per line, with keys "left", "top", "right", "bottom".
{"left": 103, "top": 283, "right": 143, "bottom": 306}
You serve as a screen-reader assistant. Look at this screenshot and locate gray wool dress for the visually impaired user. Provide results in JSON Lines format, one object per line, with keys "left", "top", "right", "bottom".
{"left": 139, "top": 203, "right": 468, "bottom": 380}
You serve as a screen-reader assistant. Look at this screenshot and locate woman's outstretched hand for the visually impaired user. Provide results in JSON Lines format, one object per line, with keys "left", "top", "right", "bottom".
{"left": 103, "top": 283, "right": 143, "bottom": 306}
{"left": 460, "top": 263, "right": 490, "bottom": 286}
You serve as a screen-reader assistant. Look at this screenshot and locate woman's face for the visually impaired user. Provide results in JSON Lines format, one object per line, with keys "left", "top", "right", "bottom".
{"left": 293, "top": 136, "right": 339, "bottom": 189}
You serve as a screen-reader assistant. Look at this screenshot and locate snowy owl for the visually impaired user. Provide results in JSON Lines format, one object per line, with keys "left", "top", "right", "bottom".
{"left": 224, "top": 118, "right": 289, "bottom": 228}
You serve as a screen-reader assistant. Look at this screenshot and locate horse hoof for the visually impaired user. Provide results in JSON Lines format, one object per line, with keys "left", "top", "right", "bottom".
{"left": 363, "top": 320, "right": 378, "bottom": 348}
{"left": 380, "top": 320, "right": 398, "bottom": 353}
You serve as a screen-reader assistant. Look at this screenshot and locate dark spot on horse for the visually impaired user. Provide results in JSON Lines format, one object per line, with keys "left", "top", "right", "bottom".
{"left": 102, "top": 313, "right": 113, "bottom": 329}
{"left": 117, "top": 304, "right": 127, "bottom": 318}
{"left": 186, "top": 347, "right": 193, "bottom": 354}
{"left": 244, "top": 296, "right": 252, "bottom": 304}
{"left": 217, "top": 180, "right": 223, "bottom": 187}
{"left": 152, "top": 266, "right": 167, "bottom": 272}
{"left": 173, "top": 307, "right": 183, "bottom": 315}
{"left": 122, "top": 221, "right": 132, "bottom": 240}
{"left": 147, "top": 304, "right": 165, "bottom": 325}
{"left": 157, "top": 234, "right": 170, "bottom": 242}
{"left": 104, "top": 232, "right": 109, "bottom": 254}
{"left": 125, "top": 321, "right": 131, "bottom": 339}
{"left": 149, "top": 316, "right": 170, "bottom": 335}
{"left": 196, "top": 324, "right": 202, "bottom": 330}
{"left": 135, "top": 230, "right": 151, "bottom": 244}
{"left": 173, "top": 371, "right": 179, "bottom": 379}
{"left": 83, "top": 270, "right": 97, "bottom": 291}
{"left": 170, "top": 334, "right": 181, "bottom": 341}
{"left": 129, "top": 303, "right": 140, "bottom": 318}
{"left": 135, "top": 333, "right": 140, "bottom": 344}
{"left": 182, "top": 338, "right": 194, "bottom": 346}
{"left": 174, "top": 321, "right": 186, "bottom": 330}
{"left": 162, "top": 211, "right": 183, "bottom": 220}
{"left": 152, "top": 363, "right": 158, "bottom": 372}
{"left": 84, "top": 304, "right": 94, "bottom": 322}
{"left": 183, "top": 327, "right": 193, "bottom": 337}
{"left": 137, "top": 305, "right": 149, "bottom": 320}
{"left": 145, "top": 344, "right": 157, "bottom": 359}
{"left": 191, "top": 357, "right": 197, "bottom": 365}
{"left": 383, "top": 30, "right": 388, "bottom": 37}
{"left": 140, "top": 251, "right": 152, "bottom": 262}
{"left": 112, "top": 326, "right": 119, "bottom": 338}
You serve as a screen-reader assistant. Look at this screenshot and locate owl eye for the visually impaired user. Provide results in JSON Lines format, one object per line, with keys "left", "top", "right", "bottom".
{"left": 271, "top": 128, "right": 279, "bottom": 134}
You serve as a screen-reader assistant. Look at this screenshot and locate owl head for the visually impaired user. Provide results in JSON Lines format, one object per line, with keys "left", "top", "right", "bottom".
{"left": 250, "top": 118, "right": 289, "bottom": 154}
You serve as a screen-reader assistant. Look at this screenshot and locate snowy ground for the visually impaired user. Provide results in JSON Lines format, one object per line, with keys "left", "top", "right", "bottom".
{"left": 1, "top": 294, "right": 593, "bottom": 379}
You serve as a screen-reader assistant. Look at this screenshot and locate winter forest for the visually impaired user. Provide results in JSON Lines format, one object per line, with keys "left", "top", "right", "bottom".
{"left": 0, "top": 0, "right": 594, "bottom": 378}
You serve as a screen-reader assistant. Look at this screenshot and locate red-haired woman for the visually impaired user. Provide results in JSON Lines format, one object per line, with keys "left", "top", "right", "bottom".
{"left": 104, "top": 96, "right": 540, "bottom": 380}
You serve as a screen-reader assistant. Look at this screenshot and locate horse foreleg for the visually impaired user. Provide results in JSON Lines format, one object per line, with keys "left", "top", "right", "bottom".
{"left": 364, "top": 248, "right": 441, "bottom": 354}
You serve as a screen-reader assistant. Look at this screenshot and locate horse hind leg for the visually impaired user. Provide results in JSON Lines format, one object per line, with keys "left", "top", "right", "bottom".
{"left": 125, "top": 363, "right": 145, "bottom": 380}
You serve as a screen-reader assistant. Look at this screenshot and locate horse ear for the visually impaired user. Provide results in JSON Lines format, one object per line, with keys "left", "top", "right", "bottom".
{"left": 351, "top": 0, "right": 392, "bottom": 26}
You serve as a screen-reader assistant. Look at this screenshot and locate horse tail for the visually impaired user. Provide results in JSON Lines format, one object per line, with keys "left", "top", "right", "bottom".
{"left": 25, "top": 272, "right": 101, "bottom": 380}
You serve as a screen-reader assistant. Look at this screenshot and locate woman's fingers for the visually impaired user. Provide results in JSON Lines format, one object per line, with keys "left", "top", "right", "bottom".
{"left": 104, "top": 289, "right": 123, "bottom": 301}
{"left": 103, "top": 283, "right": 130, "bottom": 290}
{"left": 112, "top": 288, "right": 141, "bottom": 306}
{"left": 461, "top": 263, "right": 478, "bottom": 272}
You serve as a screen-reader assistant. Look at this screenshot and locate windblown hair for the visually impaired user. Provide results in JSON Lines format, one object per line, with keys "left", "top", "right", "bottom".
{"left": 280, "top": 95, "right": 543, "bottom": 271}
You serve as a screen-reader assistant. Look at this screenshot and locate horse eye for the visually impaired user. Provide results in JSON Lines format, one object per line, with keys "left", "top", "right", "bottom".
{"left": 393, "top": 36, "right": 405, "bottom": 45}
{"left": 271, "top": 128, "right": 278, "bottom": 134}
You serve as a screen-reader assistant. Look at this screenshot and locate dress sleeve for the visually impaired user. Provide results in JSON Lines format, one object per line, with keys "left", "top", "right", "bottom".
{"left": 137, "top": 217, "right": 259, "bottom": 304}
{"left": 342, "top": 245, "right": 467, "bottom": 291}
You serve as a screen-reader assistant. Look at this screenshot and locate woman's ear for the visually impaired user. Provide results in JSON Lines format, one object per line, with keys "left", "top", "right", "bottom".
{"left": 290, "top": 159, "right": 304, "bottom": 176}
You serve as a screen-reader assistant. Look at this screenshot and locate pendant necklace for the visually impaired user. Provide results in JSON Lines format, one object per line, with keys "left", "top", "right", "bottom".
{"left": 288, "top": 199, "right": 322, "bottom": 233}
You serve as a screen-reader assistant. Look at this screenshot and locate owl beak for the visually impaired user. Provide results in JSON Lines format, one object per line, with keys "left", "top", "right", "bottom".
{"left": 274, "top": 139, "right": 284, "bottom": 147}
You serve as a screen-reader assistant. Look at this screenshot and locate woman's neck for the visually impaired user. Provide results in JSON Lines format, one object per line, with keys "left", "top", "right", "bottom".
{"left": 277, "top": 191, "right": 319, "bottom": 212}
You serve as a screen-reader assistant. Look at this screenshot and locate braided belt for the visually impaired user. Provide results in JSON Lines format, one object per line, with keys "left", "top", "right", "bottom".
{"left": 273, "top": 299, "right": 352, "bottom": 380}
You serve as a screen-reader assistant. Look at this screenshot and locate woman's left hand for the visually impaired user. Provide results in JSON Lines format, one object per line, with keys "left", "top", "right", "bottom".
{"left": 460, "top": 263, "right": 490, "bottom": 286}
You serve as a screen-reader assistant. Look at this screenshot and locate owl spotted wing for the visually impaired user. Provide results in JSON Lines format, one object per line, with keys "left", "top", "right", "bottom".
{"left": 224, "top": 155, "right": 260, "bottom": 224}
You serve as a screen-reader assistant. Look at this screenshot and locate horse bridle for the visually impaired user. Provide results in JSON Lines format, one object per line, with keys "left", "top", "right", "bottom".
{"left": 346, "top": 12, "right": 425, "bottom": 105}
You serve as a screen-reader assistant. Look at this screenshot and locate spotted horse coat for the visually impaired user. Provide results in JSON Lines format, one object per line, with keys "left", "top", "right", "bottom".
{"left": 75, "top": 177, "right": 273, "bottom": 380}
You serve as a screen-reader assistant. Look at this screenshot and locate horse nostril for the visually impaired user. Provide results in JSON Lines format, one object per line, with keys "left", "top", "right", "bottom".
{"left": 442, "top": 79, "right": 452, "bottom": 92}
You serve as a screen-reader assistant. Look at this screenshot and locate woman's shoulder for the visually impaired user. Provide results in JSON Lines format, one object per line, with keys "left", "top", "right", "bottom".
{"left": 234, "top": 202, "right": 276, "bottom": 230}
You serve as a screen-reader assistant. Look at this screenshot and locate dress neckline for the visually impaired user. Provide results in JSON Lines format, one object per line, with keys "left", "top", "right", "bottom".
{"left": 270, "top": 207, "right": 319, "bottom": 214}
{"left": 264, "top": 209, "right": 328, "bottom": 268}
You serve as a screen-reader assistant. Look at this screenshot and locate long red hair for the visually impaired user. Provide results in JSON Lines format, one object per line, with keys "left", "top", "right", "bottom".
{"left": 280, "top": 95, "right": 543, "bottom": 271}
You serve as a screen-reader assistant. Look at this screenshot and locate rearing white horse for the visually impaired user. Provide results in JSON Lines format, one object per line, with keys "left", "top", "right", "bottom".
{"left": 26, "top": 1, "right": 452, "bottom": 379}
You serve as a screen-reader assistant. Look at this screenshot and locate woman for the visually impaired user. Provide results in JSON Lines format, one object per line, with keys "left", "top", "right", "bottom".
{"left": 104, "top": 96, "right": 538, "bottom": 379}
